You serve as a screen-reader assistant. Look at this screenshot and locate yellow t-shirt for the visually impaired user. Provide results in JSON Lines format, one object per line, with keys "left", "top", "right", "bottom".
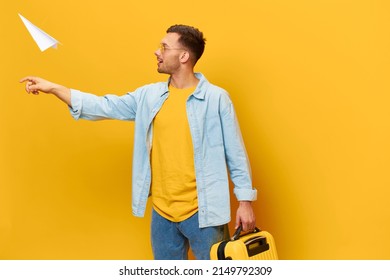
{"left": 151, "top": 85, "right": 198, "bottom": 222}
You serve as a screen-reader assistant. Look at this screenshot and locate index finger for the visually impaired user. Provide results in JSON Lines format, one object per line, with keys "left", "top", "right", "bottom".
{"left": 19, "top": 76, "right": 35, "bottom": 83}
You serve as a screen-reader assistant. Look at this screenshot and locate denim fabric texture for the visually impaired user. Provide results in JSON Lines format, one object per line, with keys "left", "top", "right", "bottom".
{"left": 151, "top": 209, "right": 229, "bottom": 260}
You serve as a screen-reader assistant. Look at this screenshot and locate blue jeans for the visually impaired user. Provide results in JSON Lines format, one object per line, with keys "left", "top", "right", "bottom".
{"left": 151, "top": 209, "right": 229, "bottom": 260}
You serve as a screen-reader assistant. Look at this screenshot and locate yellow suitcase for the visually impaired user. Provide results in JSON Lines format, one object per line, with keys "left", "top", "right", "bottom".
{"left": 210, "top": 226, "right": 278, "bottom": 260}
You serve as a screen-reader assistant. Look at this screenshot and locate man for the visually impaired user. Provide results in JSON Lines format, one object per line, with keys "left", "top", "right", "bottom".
{"left": 20, "top": 24, "right": 257, "bottom": 260}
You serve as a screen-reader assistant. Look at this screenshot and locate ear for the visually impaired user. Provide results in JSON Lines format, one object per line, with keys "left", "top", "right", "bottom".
{"left": 179, "top": 51, "right": 190, "bottom": 63}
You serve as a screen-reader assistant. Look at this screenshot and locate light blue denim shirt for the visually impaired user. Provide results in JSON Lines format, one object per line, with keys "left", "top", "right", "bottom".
{"left": 69, "top": 73, "right": 257, "bottom": 228}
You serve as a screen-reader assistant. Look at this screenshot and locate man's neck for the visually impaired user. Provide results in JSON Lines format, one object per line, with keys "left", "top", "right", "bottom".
{"left": 169, "top": 71, "right": 199, "bottom": 89}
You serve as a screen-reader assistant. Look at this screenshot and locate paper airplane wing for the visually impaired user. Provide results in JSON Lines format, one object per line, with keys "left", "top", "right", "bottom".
{"left": 18, "top": 14, "right": 59, "bottom": 52}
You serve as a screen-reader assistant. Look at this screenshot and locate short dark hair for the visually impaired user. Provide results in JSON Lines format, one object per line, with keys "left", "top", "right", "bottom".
{"left": 166, "top": 24, "right": 206, "bottom": 64}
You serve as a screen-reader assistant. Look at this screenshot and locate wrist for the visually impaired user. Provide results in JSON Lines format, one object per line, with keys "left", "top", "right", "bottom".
{"left": 50, "top": 83, "right": 62, "bottom": 94}
{"left": 239, "top": 201, "right": 252, "bottom": 206}
{"left": 52, "top": 84, "right": 69, "bottom": 96}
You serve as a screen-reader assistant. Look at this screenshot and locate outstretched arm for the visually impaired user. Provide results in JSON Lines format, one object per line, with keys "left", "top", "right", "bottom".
{"left": 20, "top": 76, "right": 71, "bottom": 106}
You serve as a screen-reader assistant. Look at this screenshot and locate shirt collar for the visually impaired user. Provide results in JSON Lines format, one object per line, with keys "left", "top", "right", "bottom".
{"left": 162, "top": 72, "right": 208, "bottom": 99}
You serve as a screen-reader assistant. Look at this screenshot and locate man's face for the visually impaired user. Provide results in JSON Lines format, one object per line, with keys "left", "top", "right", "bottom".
{"left": 154, "top": 32, "right": 186, "bottom": 75}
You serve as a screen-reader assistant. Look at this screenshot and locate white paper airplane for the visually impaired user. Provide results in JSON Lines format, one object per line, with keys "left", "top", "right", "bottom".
{"left": 18, "top": 13, "right": 60, "bottom": 52}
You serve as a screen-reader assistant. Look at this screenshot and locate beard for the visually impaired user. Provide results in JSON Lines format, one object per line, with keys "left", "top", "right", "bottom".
{"left": 156, "top": 59, "right": 180, "bottom": 75}
{"left": 157, "top": 67, "right": 166, "bottom": 74}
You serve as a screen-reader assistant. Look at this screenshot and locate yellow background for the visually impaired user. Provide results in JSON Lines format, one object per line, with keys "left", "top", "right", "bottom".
{"left": 1, "top": 0, "right": 389, "bottom": 259}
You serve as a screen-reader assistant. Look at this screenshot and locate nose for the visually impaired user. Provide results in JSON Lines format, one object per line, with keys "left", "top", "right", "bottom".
{"left": 154, "top": 48, "right": 161, "bottom": 57}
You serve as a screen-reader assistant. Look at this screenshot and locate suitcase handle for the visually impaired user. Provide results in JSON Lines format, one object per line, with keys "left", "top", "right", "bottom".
{"left": 231, "top": 225, "right": 261, "bottom": 241}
